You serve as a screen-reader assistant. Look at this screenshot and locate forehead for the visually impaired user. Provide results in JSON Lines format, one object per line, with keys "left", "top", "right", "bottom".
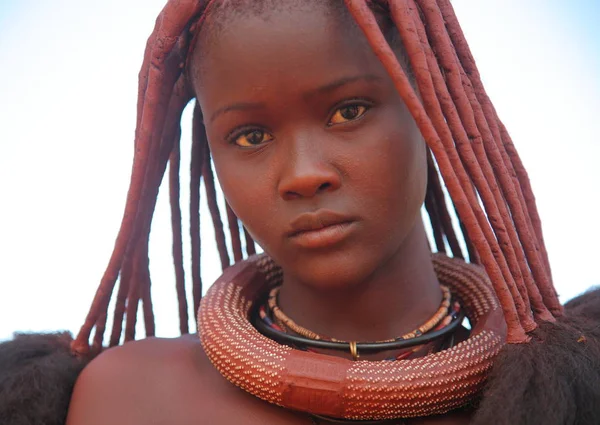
{"left": 191, "top": 3, "right": 389, "bottom": 110}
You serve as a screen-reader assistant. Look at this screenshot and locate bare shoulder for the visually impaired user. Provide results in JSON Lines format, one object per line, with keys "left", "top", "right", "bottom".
{"left": 67, "top": 334, "right": 316, "bottom": 424}
{"left": 66, "top": 334, "right": 218, "bottom": 425}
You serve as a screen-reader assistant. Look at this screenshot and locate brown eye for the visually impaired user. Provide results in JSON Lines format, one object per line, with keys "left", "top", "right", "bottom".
{"left": 329, "top": 105, "right": 368, "bottom": 126}
{"left": 234, "top": 129, "right": 274, "bottom": 147}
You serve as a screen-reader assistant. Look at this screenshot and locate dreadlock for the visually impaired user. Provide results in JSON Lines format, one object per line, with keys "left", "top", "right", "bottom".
{"left": 68, "top": 0, "right": 567, "bottom": 356}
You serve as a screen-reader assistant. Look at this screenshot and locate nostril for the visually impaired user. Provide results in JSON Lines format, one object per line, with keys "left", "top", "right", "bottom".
{"left": 318, "top": 182, "right": 331, "bottom": 193}
{"left": 284, "top": 191, "right": 301, "bottom": 201}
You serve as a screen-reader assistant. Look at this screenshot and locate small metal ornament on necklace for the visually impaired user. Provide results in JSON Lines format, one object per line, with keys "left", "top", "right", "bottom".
{"left": 349, "top": 341, "right": 359, "bottom": 361}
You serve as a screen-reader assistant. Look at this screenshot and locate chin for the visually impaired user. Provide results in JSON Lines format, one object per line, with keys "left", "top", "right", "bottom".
{"left": 283, "top": 249, "right": 381, "bottom": 292}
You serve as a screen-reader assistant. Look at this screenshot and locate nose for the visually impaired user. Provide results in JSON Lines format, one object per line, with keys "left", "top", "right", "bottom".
{"left": 278, "top": 141, "right": 341, "bottom": 201}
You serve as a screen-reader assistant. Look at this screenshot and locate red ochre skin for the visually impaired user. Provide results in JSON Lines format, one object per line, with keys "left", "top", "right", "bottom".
{"left": 67, "top": 3, "right": 468, "bottom": 425}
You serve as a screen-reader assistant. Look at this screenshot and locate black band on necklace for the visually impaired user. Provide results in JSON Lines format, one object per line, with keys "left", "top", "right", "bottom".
{"left": 251, "top": 295, "right": 465, "bottom": 353}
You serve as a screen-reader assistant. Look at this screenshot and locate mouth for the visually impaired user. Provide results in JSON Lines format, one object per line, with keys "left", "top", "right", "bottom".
{"left": 287, "top": 210, "right": 357, "bottom": 249}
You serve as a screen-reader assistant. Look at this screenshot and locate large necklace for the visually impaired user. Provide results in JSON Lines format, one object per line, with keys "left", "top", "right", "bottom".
{"left": 198, "top": 254, "right": 506, "bottom": 421}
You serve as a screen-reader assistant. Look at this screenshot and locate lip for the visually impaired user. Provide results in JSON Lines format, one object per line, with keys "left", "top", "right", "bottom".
{"left": 287, "top": 210, "right": 357, "bottom": 249}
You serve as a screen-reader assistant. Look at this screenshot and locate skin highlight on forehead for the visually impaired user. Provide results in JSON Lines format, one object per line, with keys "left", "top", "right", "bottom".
{"left": 190, "top": 0, "right": 412, "bottom": 95}
{"left": 193, "top": 4, "right": 379, "bottom": 111}
{"left": 202, "top": 0, "right": 349, "bottom": 32}
{"left": 207, "top": 74, "right": 383, "bottom": 124}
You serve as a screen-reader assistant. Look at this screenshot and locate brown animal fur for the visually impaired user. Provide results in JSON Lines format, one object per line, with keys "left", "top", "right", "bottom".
{"left": 0, "top": 333, "right": 89, "bottom": 425}
{"left": 472, "top": 288, "right": 600, "bottom": 425}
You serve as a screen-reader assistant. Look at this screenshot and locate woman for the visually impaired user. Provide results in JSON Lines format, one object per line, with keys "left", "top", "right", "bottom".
{"left": 2, "top": 1, "right": 599, "bottom": 424}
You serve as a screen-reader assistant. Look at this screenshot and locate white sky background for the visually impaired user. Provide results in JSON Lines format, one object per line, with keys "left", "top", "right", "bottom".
{"left": 0, "top": 1, "right": 598, "bottom": 341}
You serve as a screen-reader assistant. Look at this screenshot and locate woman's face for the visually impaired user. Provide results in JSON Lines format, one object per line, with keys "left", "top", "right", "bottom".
{"left": 192, "top": 4, "right": 427, "bottom": 290}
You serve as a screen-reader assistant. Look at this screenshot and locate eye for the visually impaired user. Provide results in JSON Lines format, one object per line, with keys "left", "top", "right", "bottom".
{"left": 328, "top": 104, "right": 368, "bottom": 126}
{"left": 233, "top": 129, "right": 274, "bottom": 147}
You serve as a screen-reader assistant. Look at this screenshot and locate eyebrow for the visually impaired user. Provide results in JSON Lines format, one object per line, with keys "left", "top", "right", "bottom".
{"left": 311, "top": 74, "right": 383, "bottom": 95}
{"left": 210, "top": 101, "right": 266, "bottom": 123}
{"left": 209, "top": 74, "right": 382, "bottom": 123}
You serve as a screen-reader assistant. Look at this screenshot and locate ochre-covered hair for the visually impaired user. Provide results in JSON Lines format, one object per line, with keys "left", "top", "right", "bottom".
{"left": 71, "top": 0, "right": 564, "bottom": 356}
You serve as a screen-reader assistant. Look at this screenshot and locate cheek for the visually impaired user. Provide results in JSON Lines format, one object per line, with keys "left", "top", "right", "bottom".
{"left": 210, "top": 151, "right": 275, "bottom": 245}
{"left": 213, "top": 160, "right": 254, "bottom": 217}
{"left": 358, "top": 117, "right": 425, "bottom": 198}
{"left": 399, "top": 131, "right": 427, "bottom": 207}
{"left": 353, "top": 117, "right": 426, "bottom": 229}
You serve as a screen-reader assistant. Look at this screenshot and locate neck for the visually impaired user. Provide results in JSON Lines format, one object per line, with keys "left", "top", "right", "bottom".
{"left": 277, "top": 221, "right": 441, "bottom": 349}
